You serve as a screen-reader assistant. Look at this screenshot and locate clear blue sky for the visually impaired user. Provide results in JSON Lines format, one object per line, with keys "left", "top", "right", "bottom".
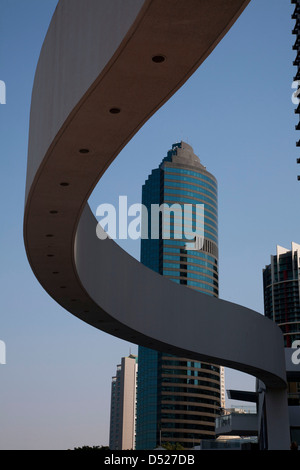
{"left": 0, "top": 0, "right": 299, "bottom": 450}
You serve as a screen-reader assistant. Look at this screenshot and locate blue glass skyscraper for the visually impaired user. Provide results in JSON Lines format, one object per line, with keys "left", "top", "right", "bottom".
{"left": 136, "top": 142, "right": 221, "bottom": 450}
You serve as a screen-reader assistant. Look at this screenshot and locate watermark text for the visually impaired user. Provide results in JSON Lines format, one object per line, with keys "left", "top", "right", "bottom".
{"left": 0, "top": 340, "right": 6, "bottom": 365}
{"left": 95, "top": 196, "right": 205, "bottom": 250}
{"left": 291, "top": 340, "right": 300, "bottom": 365}
{"left": 0, "top": 80, "right": 6, "bottom": 104}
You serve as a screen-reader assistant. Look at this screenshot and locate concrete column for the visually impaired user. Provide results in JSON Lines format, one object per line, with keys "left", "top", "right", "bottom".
{"left": 265, "top": 387, "right": 290, "bottom": 450}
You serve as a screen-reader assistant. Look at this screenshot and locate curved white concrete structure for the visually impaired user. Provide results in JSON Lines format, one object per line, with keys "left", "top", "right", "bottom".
{"left": 23, "top": 0, "right": 290, "bottom": 448}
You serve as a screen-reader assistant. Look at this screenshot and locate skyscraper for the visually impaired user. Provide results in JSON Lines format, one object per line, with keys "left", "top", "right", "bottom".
{"left": 109, "top": 354, "right": 138, "bottom": 450}
{"left": 136, "top": 142, "right": 221, "bottom": 450}
{"left": 292, "top": 0, "right": 300, "bottom": 179}
{"left": 263, "top": 243, "right": 300, "bottom": 348}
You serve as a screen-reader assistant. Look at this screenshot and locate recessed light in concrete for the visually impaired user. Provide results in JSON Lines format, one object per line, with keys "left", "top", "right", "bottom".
{"left": 109, "top": 107, "right": 121, "bottom": 114}
{"left": 152, "top": 55, "right": 166, "bottom": 63}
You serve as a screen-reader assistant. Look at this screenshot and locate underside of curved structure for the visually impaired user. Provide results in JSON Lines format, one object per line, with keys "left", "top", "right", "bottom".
{"left": 24, "top": 0, "right": 291, "bottom": 449}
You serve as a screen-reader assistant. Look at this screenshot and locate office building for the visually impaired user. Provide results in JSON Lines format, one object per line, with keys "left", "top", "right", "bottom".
{"left": 136, "top": 142, "right": 222, "bottom": 449}
{"left": 218, "top": 242, "right": 300, "bottom": 447}
{"left": 109, "top": 354, "right": 138, "bottom": 450}
{"left": 263, "top": 243, "right": 300, "bottom": 438}
{"left": 220, "top": 367, "right": 226, "bottom": 411}
{"left": 292, "top": 0, "right": 300, "bottom": 178}
{"left": 263, "top": 243, "right": 300, "bottom": 348}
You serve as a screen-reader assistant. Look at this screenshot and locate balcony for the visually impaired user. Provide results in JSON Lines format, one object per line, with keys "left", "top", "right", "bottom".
{"left": 293, "top": 38, "right": 300, "bottom": 51}
{"left": 292, "top": 5, "right": 300, "bottom": 20}
{"left": 294, "top": 70, "right": 300, "bottom": 81}
{"left": 295, "top": 103, "right": 300, "bottom": 115}
{"left": 294, "top": 54, "right": 300, "bottom": 66}
{"left": 293, "top": 22, "right": 300, "bottom": 35}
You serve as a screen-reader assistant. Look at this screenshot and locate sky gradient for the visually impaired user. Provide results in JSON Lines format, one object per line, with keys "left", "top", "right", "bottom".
{"left": 0, "top": 0, "right": 299, "bottom": 450}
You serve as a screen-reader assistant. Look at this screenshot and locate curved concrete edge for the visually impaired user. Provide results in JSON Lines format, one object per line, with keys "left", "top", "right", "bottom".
{"left": 23, "top": 0, "right": 288, "bottom": 420}
{"left": 25, "top": 0, "right": 150, "bottom": 201}
{"left": 76, "top": 205, "right": 287, "bottom": 390}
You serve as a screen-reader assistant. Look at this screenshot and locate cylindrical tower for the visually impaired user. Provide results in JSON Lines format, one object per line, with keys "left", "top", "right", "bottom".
{"left": 136, "top": 142, "right": 221, "bottom": 450}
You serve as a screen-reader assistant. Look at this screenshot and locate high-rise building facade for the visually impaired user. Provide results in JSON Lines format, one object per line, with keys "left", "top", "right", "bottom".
{"left": 292, "top": 0, "right": 300, "bottom": 178}
{"left": 263, "top": 243, "right": 300, "bottom": 348}
{"left": 109, "top": 354, "right": 138, "bottom": 450}
{"left": 136, "top": 142, "right": 222, "bottom": 450}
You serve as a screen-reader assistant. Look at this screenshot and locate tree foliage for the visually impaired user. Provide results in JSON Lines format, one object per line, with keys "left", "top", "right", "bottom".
{"left": 162, "top": 442, "right": 185, "bottom": 450}
{"left": 72, "top": 445, "right": 110, "bottom": 451}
